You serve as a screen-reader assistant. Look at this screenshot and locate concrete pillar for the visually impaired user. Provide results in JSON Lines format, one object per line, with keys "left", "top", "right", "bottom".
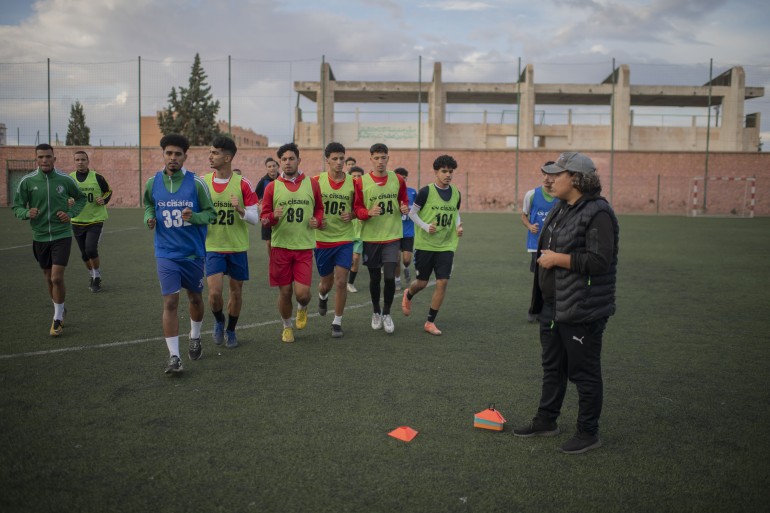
{"left": 718, "top": 67, "right": 745, "bottom": 151}
{"left": 428, "top": 62, "right": 445, "bottom": 148}
{"left": 318, "top": 62, "right": 335, "bottom": 148}
{"left": 518, "top": 64, "right": 535, "bottom": 149}
{"left": 612, "top": 64, "right": 631, "bottom": 151}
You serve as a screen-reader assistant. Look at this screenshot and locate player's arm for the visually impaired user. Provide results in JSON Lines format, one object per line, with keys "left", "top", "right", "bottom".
{"left": 520, "top": 190, "right": 537, "bottom": 232}
{"left": 260, "top": 181, "right": 279, "bottom": 226}
{"left": 408, "top": 186, "right": 432, "bottom": 232}
{"left": 396, "top": 175, "right": 409, "bottom": 214}
{"left": 238, "top": 178, "right": 260, "bottom": 225}
{"left": 352, "top": 178, "right": 370, "bottom": 220}
{"left": 190, "top": 178, "right": 217, "bottom": 225}
{"left": 11, "top": 182, "right": 33, "bottom": 220}
{"left": 96, "top": 173, "right": 113, "bottom": 206}
{"left": 568, "top": 211, "right": 614, "bottom": 274}
{"left": 143, "top": 177, "right": 156, "bottom": 228}
{"left": 310, "top": 178, "right": 324, "bottom": 229}
{"left": 66, "top": 177, "right": 87, "bottom": 219}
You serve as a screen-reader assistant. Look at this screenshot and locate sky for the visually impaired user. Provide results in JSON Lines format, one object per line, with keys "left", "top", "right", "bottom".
{"left": 1, "top": 0, "right": 769, "bottom": 146}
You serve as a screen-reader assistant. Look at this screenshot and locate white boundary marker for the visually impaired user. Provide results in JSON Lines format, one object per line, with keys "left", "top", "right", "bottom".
{"left": 0, "top": 226, "right": 142, "bottom": 252}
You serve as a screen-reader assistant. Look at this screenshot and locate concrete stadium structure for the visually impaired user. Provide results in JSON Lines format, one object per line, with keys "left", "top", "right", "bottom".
{"left": 294, "top": 62, "right": 763, "bottom": 152}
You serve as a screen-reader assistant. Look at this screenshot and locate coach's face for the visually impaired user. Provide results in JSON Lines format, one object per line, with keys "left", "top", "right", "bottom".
{"left": 163, "top": 145, "right": 187, "bottom": 174}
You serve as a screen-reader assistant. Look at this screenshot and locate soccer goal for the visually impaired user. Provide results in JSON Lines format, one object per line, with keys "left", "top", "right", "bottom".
{"left": 689, "top": 176, "right": 756, "bottom": 218}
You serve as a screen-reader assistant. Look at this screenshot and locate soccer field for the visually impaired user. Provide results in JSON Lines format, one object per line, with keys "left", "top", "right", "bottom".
{"left": 1, "top": 209, "right": 769, "bottom": 513}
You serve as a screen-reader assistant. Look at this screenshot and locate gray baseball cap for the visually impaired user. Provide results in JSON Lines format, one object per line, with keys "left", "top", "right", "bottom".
{"left": 542, "top": 152, "right": 596, "bottom": 175}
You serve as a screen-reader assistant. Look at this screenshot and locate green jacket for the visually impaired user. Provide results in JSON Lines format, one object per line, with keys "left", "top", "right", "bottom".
{"left": 143, "top": 169, "right": 216, "bottom": 227}
{"left": 12, "top": 168, "right": 87, "bottom": 242}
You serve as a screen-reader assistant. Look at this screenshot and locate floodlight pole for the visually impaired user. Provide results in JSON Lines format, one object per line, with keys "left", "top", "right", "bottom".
{"left": 321, "top": 55, "right": 326, "bottom": 153}
{"left": 417, "top": 55, "right": 422, "bottom": 189}
{"left": 138, "top": 56, "right": 143, "bottom": 207}
{"left": 47, "top": 58, "right": 51, "bottom": 144}
{"left": 703, "top": 58, "right": 713, "bottom": 213}
{"left": 228, "top": 55, "right": 232, "bottom": 135}
{"left": 514, "top": 57, "right": 521, "bottom": 211}
{"left": 610, "top": 58, "right": 616, "bottom": 204}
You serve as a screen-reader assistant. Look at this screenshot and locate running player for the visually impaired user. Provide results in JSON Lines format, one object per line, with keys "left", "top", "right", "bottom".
{"left": 144, "top": 134, "right": 216, "bottom": 374}
{"left": 260, "top": 143, "right": 324, "bottom": 343}
{"left": 352, "top": 143, "right": 409, "bottom": 334}
{"left": 254, "top": 157, "right": 280, "bottom": 258}
{"left": 401, "top": 155, "right": 463, "bottom": 336}
{"left": 393, "top": 167, "right": 417, "bottom": 291}
{"left": 204, "top": 136, "right": 259, "bottom": 349}
{"left": 68, "top": 151, "right": 112, "bottom": 292}
{"left": 313, "top": 142, "right": 356, "bottom": 338}
{"left": 346, "top": 166, "right": 365, "bottom": 293}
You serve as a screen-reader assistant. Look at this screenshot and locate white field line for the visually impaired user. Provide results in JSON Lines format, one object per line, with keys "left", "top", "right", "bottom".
{"left": 0, "top": 280, "right": 435, "bottom": 360}
{"left": 0, "top": 226, "right": 142, "bottom": 251}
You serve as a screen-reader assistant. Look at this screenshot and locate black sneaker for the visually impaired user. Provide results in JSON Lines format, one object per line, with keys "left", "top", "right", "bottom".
{"left": 91, "top": 277, "right": 102, "bottom": 292}
{"left": 559, "top": 432, "right": 602, "bottom": 454}
{"left": 188, "top": 335, "right": 202, "bottom": 361}
{"left": 165, "top": 355, "right": 183, "bottom": 374}
{"left": 318, "top": 296, "right": 328, "bottom": 316}
{"left": 331, "top": 324, "right": 343, "bottom": 338}
{"left": 512, "top": 416, "right": 560, "bottom": 437}
{"left": 88, "top": 277, "right": 94, "bottom": 291}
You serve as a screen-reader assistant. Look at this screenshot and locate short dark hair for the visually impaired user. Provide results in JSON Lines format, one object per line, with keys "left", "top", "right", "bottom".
{"left": 160, "top": 134, "right": 190, "bottom": 152}
{"left": 394, "top": 167, "right": 408, "bottom": 178}
{"left": 325, "top": 142, "right": 346, "bottom": 158}
{"left": 265, "top": 157, "right": 277, "bottom": 166}
{"left": 35, "top": 143, "right": 54, "bottom": 154}
{"left": 348, "top": 166, "right": 365, "bottom": 175}
{"left": 277, "top": 142, "right": 300, "bottom": 159}
{"left": 369, "top": 143, "right": 388, "bottom": 155}
{"left": 345, "top": 157, "right": 356, "bottom": 164}
{"left": 211, "top": 136, "right": 237, "bottom": 157}
{"left": 433, "top": 155, "right": 457, "bottom": 171}
{"left": 74, "top": 150, "right": 89, "bottom": 158}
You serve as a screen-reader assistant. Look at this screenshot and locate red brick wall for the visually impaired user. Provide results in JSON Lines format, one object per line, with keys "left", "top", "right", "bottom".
{"left": 3, "top": 146, "right": 768, "bottom": 216}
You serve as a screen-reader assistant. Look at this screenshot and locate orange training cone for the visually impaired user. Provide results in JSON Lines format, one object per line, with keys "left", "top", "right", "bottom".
{"left": 388, "top": 426, "right": 419, "bottom": 442}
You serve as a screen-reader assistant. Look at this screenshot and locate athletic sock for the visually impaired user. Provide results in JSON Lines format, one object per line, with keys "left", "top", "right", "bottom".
{"left": 348, "top": 271, "right": 357, "bottom": 284}
{"left": 319, "top": 292, "right": 329, "bottom": 300}
{"left": 213, "top": 309, "right": 226, "bottom": 323}
{"left": 190, "top": 320, "right": 203, "bottom": 339}
{"left": 298, "top": 303, "right": 307, "bottom": 311}
{"left": 407, "top": 291, "right": 414, "bottom": 301}
{"left": 165, "top": 336, "right": 180, "bottom": 357}
{"left": 282, "top": 318, "right": 293, "bottom": 328}
{"left": 333, "top": 315, "right": 343, "bottom": 326}
{"left": 93, "top": 268, "right": 101, "bottom": 278}
{"left": 53, "top": 302, "right": 65, "bottom": 321}
{"left": 428, "top": 308, "right": 439, "bottom": 323}
{"left": 227, "top": 315, "right": 238, "bottom": 332}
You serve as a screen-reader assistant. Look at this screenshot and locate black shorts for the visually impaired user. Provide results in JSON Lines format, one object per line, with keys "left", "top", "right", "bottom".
{"left": 72, "top": 222, "right": 104, "bottom": 261}
{"left": 261, "top": 224, "right": 272, "bottom": 241}
{"left": 414, "top": 249, "right": 454, "bottom": 281}
{"left": 33, "top": 237, "right": 72, "bottom": 269}
{"left": 400, "top": 236, "right": 414, "bottom": 252}
{"left": 362, "top": 240, "right": 400, "bottom": 268}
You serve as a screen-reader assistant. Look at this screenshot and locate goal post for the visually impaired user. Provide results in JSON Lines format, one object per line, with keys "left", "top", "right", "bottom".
{"left": 689, "top": 176, "right": 756, "bottom": 218}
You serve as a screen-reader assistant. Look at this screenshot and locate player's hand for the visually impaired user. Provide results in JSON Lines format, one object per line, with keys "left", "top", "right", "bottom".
{"left": 369, "top": 204, "right": 382, "bottom": 217}
{"left": 273, "top": 206, "right": 283, "bottom": 219}
{"left": 56, "top": 211, "right": 70, "bottom": 223}
{"left": 181, "top": 207, "right": 192, "bottom": 221}
{"left": 457, "top": 225, "right": 464, "bottom": 237}
{"left": 147, "top": 217, "right": 156, "bottom": 230}
{"left": 28, "top": 208, "right": 39, "bottom": 219}
{"left": 340, "top": 211, "right": 353, "bottom": 222}
{"left": 67, "top": 198, "right": 75, "bottom": 208}
{"left": 428, "top": 222, "right": 437, "bottom": 234}
{"left": 529, "top": 222, "right": 539, "bottom": 234}
{"left": 400, "top": 202, "right": 409, "bottom": 215}
{"left": 537, "top": 249, "right": 557, "bottom": 269}
{"left": 229, "top": 194, "right": 244, "bottom": 215}
{"left": 95, "top": 196, "right": 105, "bottom": 206}
{"left": 309, "top": 216, "right": 319, "bottom": 229}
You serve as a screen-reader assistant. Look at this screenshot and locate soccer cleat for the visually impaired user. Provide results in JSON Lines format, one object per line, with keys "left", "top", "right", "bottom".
{"left": 331, "top": 324, "right": 344, "bottom": 338}
{"left": 188, "top": 335, "right": 202, "bottom": 361}
{"left": 88, "top": 276, "right": 94, "bottom": 291}
{"left": 164, "top": 355, "right": 183, "bottom": 374}
{"left": 395, "top": 277, "right": 402, "bottom": 291}
{"left": 296, "top": 309, "right": 308, "bottom": 330}
{"left": 401, "top": 290, "right": 411, "bottom": 316}
{"left": 225, "top": 330, "right": 238, "bottom": 348}
{"left": 49, "top": 319, "right": 63, "bottom": 337}
{"left": 90, "top": 277, "right": 102, "bottom": 292}
{"left": 527, "top": 312, "right": 537, "bottom": 323}
{"left": 512, "top": 417, "right": 561, "bottom": 438}
{"left": 213, "top": 321, "right": 225, "bottom": 345}
{"left": 404, "top": 267, "right": 411, "bottom": 283}
{"left": 371, "top": 313, "right": 383, "bottom": 330}
{"left": 60, "top": 306, "right": 67, "bottom": 327}
{"left": 383, "top": 314, "right": 395, "bottom": 334}
{"left": 282, "top": 327, "right": 295, "bottom": 343}
{"left": 318, "top": 296, "right": 328, "bottom": 316}
{"left": 347, "top": 283, "right": 358, "bottom": 293}
{"left": 559, "top": 432, "right": 602, "bottom": 454}
{"left": 423, "top": 321, "right": 442, "bottom": 336}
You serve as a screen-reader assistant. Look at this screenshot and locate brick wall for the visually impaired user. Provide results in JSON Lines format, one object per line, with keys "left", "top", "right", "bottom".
{"left": 3, "top": 146, "right": 768, "bottom": 216}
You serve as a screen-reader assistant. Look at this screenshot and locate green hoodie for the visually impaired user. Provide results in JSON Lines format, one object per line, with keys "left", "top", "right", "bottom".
{"left": 12, "top": 168, "right": 87, "bottom": 242}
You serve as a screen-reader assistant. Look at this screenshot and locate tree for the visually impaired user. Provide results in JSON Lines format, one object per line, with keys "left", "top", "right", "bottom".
{"left": 65, "top": 100, "right": 90, "bottom": 146}
{"left": 157, "top": 53, "right": 221, "bottom": 145}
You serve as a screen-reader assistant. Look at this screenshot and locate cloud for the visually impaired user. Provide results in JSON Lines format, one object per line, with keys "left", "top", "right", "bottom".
{"left": 421, "top": 1, "right": 493, "bottom": 10}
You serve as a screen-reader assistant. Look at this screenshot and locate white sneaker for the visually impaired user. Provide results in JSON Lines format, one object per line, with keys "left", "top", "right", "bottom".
{"left": 395, "top": 277, "right": 402, "bottom": 291}
{"left": 371, "top": 313, "right": 383, "bottom": 330}
{"left": 383, "top": 314, "right": 394, "bottom": 334}
{"left": 347, "top": 283, "right": 358, "bottom": 293}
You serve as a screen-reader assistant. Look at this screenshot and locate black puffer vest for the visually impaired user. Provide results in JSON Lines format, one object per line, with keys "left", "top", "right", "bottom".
{"left": 531, "top": 194, "right": 619, "bottom": 323}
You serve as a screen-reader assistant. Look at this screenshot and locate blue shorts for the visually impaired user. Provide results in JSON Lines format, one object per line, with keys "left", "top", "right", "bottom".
{"left": 205, "top": 251, "right": 250, "bottom": 281}
{"left": 156, "top": 257, "right": 205, "bottom": 296}
{"left": 314, "top": 243, "right": 353, "bottom": 277}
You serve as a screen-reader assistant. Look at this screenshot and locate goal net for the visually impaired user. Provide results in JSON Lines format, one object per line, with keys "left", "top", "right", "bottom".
{"left": 689, "top": 176, "right": 756, "bottom": 218}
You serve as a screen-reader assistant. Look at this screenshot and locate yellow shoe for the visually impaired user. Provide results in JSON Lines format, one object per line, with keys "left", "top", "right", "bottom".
{"left": 50, "top": 319, "right": 63, "bottom": 337}
{"left": 282, "top": 327, "right": 295, "bottom": 343}
{"left": 296, "top": 309, "right": 308, "bottom": 330}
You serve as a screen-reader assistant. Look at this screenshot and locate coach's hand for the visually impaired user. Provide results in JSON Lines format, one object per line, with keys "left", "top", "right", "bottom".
{"left": 56, "top": 211, "right": 70, "bottom": 223}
